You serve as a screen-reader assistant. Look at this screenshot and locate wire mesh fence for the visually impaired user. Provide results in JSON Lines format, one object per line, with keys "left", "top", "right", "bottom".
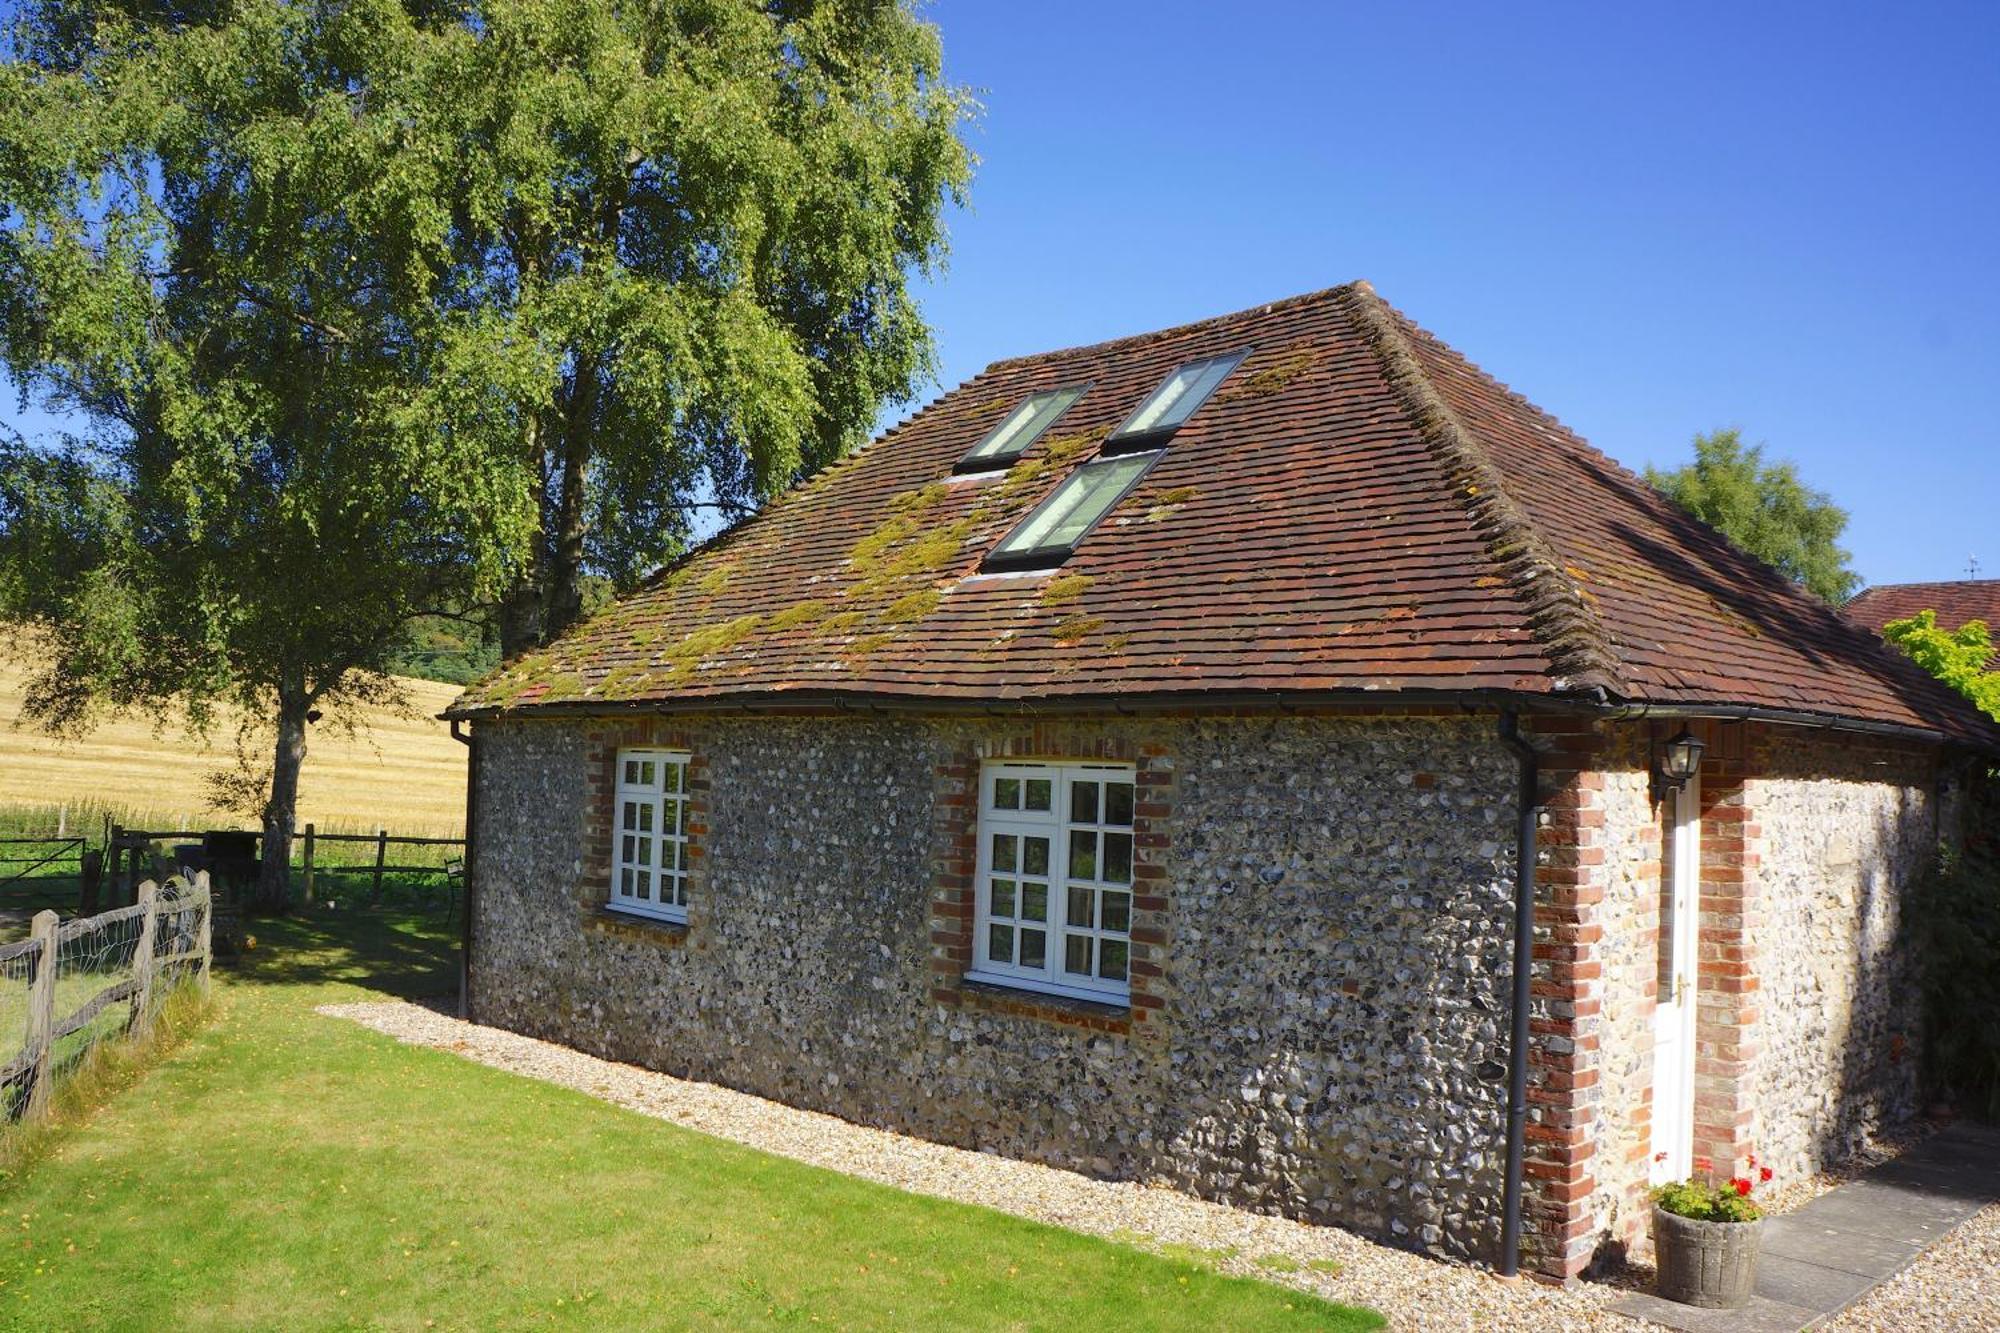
{"left": 0, "top": 873, "right": 212, "bottom": 1120}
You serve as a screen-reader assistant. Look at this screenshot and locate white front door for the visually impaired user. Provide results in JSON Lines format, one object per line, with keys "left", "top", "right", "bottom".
{"left": 1650, "top": 773, "right": 1700, "bottom": 1184}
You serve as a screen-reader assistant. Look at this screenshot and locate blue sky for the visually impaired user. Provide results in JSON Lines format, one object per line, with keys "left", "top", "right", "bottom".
{"left": 5, "top": 3, "right": 1993, "bottom": 588}
{"left": 908, "top": 1, "right": 2000, "bottom": 588}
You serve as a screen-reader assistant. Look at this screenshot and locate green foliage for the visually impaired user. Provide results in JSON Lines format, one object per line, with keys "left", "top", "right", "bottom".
{"left": 0, "top": 1, "right": 972, "bottom": 895}
{"left": 1646, "top": 428, "right": 1861, "bottom": 604}
{"left": 1883, "top": 610, "right": 2000, "bottom": 722}
{"left": 385, "top": 610, "right": 501, "bottom": 686}
{"left": 1652, "top": 1177, "right": 1762, "bottom": 1223}
{"left": 1912, "top": 782, "right": 2000, "bottom": 1116}
{"left": 414, "top": 0, "right": 976, "bottom": 647}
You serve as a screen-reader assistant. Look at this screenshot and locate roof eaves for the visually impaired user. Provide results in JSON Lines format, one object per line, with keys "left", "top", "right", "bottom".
{"left": 1337, "top": 282, "right": 1627, "bottom": 698}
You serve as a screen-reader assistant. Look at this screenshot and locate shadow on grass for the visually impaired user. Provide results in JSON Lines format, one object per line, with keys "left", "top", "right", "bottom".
{"left": 225, "top": 909, "right": 458, "bottom": 1002}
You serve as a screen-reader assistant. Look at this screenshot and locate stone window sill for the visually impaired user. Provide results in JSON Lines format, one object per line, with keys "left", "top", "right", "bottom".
{"left": 955, "top": 977, "right": 1132, "bottom": 1034}
{"left": 585, "top": 905, "right": 690, "bottom": 947}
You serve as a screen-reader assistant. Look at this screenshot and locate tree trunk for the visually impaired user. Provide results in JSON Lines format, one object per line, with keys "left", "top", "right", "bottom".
{"left": 545, "top": 348, "right": 602, "bottom": 644}
{"left": 498, "top": 574, "right": 544, "bottom": 660}
{"left": 255, "top": 685, "right": 310, "bottom": 911}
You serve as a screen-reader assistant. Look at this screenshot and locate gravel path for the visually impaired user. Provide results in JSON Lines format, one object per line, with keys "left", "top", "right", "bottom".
{"left": 320, "top": 1000, "right": 1633, "bottom": 1331}
{"left": 1823, "top": 1200, "right": 2000, "bottom": 1332}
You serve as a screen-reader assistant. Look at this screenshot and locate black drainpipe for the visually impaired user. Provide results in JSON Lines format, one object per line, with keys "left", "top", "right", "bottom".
{"left": 450, "top": 719, "right": 478, "bottom": 1020}
{"left": 1495, "top": 710, "right": 1540, "bottom": 1278}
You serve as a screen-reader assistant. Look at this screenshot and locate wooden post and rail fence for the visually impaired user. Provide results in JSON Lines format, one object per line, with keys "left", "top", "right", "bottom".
{"left": 1, "top": 872, "right": 213, "bottom": 1122}
{"left": 94, "top": 825, "right": 463, "bottom": 912}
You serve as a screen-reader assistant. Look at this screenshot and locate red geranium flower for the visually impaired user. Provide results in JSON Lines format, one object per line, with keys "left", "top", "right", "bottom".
{"left": 1760, "top": 1166, "right": 1774, "bottom": 1182}
{"left": 1732, "top": 1178, "right": 1752, "bottom": 1196}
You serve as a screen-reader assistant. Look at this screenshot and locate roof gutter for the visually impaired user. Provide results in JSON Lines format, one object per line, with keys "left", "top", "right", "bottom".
{"left": 440, "top": 686, "right": 1988, "bottom": 751}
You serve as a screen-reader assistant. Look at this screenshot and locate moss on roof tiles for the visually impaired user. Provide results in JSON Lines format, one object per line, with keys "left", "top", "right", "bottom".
{"left": 1040, "top": 573, "right": 1092, "bottom": 606}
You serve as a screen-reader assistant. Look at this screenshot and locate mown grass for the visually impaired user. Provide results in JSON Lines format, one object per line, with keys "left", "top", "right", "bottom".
{"left": 0, "top": 912, "right": 1381, "bottom": 1331}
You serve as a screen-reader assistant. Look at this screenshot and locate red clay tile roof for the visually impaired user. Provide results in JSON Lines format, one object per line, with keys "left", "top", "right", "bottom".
{"left": 1847, "top": 580, "right": 2000, "bottom": 672}
{"left": 1847, "top": 581, "right": 2000, "bottom": 636}
{"left": 452, "top": 283, "right": 1996, "bottom": 746}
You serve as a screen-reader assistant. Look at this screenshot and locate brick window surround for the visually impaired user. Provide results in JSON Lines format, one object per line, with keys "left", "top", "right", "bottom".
{"left": 928, "top": 727, "right": 1173, "bottom": 1040}
{"left": 580, "top": 720, "right": 709, "bottom": 946}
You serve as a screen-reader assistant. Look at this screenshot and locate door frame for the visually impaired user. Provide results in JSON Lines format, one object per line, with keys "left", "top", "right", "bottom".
{"left": 1649, "top": 771, "right": 1700, "bottom": 1185}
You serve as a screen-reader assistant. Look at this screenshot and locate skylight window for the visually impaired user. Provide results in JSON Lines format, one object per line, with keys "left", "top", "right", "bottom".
{"left": 957, "top": 385, "right": 1087, "bottom": 473}
{"left": 983, "top": 451, "right": 1160, "bottom": 571}
{"left": 1104, "top": 350, "right": 1249, "bottom": 452}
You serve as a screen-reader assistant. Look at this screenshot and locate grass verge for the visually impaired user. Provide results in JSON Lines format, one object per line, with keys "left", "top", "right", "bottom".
{"left": 0, "top": 911, "right": 1382, "bottom": 1331}
{"left": 0, "top": 982, "right": 217, "bottom": 1188}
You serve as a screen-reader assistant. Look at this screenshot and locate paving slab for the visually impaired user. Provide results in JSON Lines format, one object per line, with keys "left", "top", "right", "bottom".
{"left": 1745, "top": 1250, "right": 1879, "bottom": 1309}
{"left": 1614, "top": 1291, "right": 1821, "bottom": 1333}
{"left": 1613, "top": 1122, "right": 2000, "bottom": 1331}
{"left": 1760, "top": 1215, "right": 1922, "bottom": 1280}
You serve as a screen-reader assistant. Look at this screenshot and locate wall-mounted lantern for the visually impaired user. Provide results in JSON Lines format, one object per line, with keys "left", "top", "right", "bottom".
{"left": 1652, "top": 727, "right": 1705, "bottom": 804}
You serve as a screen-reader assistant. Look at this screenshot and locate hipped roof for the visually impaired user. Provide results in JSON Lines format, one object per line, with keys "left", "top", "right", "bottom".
{"left": 451, "top": 282, "right": 1996, "bottom": 748}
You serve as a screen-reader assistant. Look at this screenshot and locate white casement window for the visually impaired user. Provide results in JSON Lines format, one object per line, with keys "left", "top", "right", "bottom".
{"left": 610, "top": 748, "right": 691, "bottom": 922}
{"left": 970, "top": 760, "right": 1137, "bottom": 1004}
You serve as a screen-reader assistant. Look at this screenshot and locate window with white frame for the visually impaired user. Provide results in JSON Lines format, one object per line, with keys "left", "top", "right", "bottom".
{"left": 971, "top": 760, "right": 1136, "bottom": 1003}
{"left": 611, "top": 748, "right": 691, "bottom": 922}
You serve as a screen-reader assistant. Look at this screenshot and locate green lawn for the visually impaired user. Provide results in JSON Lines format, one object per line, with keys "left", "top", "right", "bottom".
{"left": 0, "top": 911, "right": 1381, "bottom": 1331}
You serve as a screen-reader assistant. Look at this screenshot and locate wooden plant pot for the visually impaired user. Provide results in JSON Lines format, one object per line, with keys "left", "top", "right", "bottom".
{"left": 1652, "top": 1204, "right": 1762, "bottom": 1309}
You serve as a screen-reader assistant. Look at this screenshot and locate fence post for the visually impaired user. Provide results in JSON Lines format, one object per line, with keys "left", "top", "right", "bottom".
{"left": 79, "top": 849, "right": 103, "bottom": 916}
{"left": 130, "top": 881, "right": 160, "bottom": 1040}
{"left": 107, "top": 826, "right": 123, "bottom": 908}
{"left": 196, "top": 871, "right": 214, "bottom": 997}
{"left": 22, "top": 910, "right": 57, "bottom": 1122}
{"left": 302, "top": 823, "right": 316, "bottom": 906}
{"left": 372, "top": 828, "right": 388, "bottom": 900}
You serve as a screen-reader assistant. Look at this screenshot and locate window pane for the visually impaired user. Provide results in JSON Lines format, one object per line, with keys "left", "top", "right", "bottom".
{"left": 1105, "top": 782, "right": 1134, "bottom": 827}
{"left": 1021, "top": 928, "right": 1046, "bottom": 969}
{"left": 994, "top": 777, "right": 1020, "bottom": 810}
{"left": 991, "top": 878, "right": 1016, "bottom": 917}
{"left": 621, "top": 834, "right": 635, "bottom": 863}
{"left": 1068, "top": 884, "right": 1095, "bottom": 929}
{"left": 664, "top": 762, "right": 682, "bottom": 794}
{"left": 1115, "top": 351, "right": 1246, "bottom": 438}
{"left": 964, "top": 386, "right": 1085, "bottom": 466}
{"left": 635, "top": 870, "right": 652, "bottom": 900}
{"left": 989, "top": 924, "right": 1015, "bottom": 964}
{"left": 992, "top": 454, "right": 1154, "bottom": 559}
{"left": 622, "top": 803, "right": 637, "bottom": 830}
{"left": 1064, "top": 934, "right": 1093, "bottom": 976}
{"left": 1023, "top": 837, "right": 1050, "bottom": 876}
{"left": 992, "top": 833, "right": 1017, "bottom": 873}
{"left": 637, "top": 803, "right": 654, "bottom": 832}
{"left": 1022, "top": 882, "right": 1048, "bottom": 922}
{"left": 1101, "top": 891, "right": 1130, "bottom": 934}
{"left": 674, "top": 841, "right": 687, "bottom": 872}
{"left": 1071, "top": 780, "right": 1099, "bottom": 824}
{"left": 639, "top": 761, "right": 656, "bottom": 787}
{"left": 636, "top": 839, "right": 651, "bottom": 866}
{"left": 1104, "top": 833, "right": 1133, "bottom": 885}
{"left": 1099, "top": 939, "right": 1128, "bottom": 982}
{"left": 1069, "top": 830, "right": 1097, "bottom": 880}
{"left": 620, "top": 867, "right": 633, "bottom": 893}
{"left": 1025, "top": 779, "right": 1053, "bottom": 811}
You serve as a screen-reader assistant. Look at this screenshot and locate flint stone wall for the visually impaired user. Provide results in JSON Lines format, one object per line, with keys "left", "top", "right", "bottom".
{"left": 469, "top": 711, "right": 1522, "bottom": 1259}
{"left": 1749, "top": 732, "right": 1934, "bottom": 1182}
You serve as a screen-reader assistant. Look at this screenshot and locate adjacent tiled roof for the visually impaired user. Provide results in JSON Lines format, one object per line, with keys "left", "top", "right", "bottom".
{"left": 1847, "top": 581, "right": 2000, "bottom": 637}
{"left": 452, "top": 282, "right": 1996, "bottom": 746}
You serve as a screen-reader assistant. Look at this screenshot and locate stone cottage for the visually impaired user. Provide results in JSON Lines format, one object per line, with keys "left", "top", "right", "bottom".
{"left": 445, "top": 282, "right": 1996, "bottom": 1281}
